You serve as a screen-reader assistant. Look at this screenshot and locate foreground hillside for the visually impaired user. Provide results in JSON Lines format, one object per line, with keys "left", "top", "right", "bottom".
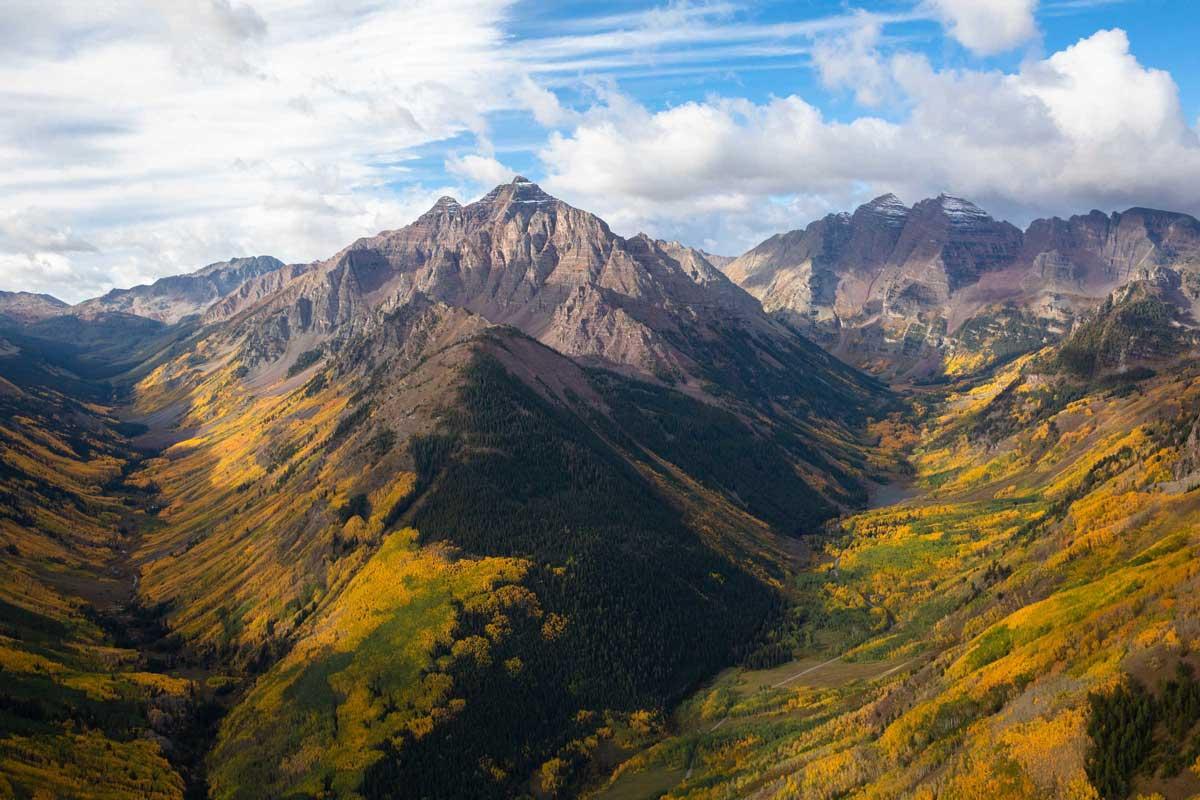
{"left": 595, "top": 339, "right": 1200, "bottom": 799}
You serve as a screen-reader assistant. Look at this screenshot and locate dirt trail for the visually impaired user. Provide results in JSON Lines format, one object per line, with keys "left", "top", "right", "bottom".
{"left": 769, "top": 655, "right": 845, "bottom": 689}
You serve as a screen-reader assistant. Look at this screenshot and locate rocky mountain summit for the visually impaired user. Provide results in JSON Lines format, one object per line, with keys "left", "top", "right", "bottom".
{"left": 725, "top": 195, "right": 1200, "bottom": 378}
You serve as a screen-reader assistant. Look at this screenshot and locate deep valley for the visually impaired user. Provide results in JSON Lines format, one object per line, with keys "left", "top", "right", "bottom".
{"left": 2, "top": 180, "right": 1200, "bottom": 800}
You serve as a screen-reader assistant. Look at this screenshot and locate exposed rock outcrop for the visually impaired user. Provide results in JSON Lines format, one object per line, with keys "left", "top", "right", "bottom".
{"left": 212, "top": 178, "right": 873, "bottom": 420}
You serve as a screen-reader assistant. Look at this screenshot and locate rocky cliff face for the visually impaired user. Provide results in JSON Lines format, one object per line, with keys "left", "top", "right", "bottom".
{"left": 74, "top": 255, "right": 285, "bottom": 323}
{"left": 725, "top": 195, "right": 1200, "bottom": 379}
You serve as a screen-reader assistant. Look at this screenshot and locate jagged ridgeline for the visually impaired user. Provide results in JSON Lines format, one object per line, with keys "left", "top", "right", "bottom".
{"left": 724, "top": 195, "right": 1200, "bottom": 381}
{"left": 0, "top": 179, "right": 888, "bottom": 798}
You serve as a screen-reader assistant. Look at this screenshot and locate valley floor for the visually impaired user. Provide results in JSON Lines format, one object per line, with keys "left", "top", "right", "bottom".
{"left": 587, "top": 354, "right": 1200, "bottom": 800}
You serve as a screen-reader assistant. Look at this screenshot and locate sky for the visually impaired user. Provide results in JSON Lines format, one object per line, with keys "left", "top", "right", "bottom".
{"left": 2, "top": 0, "right": 1200, "bottom": 303}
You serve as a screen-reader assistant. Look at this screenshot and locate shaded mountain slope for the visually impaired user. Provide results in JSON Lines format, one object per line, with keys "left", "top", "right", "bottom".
{"left": 127, "top": 303, "right": 851, "bottom": 798}
{"left": 0, "top": 312, "right": 202, "bottom": 384}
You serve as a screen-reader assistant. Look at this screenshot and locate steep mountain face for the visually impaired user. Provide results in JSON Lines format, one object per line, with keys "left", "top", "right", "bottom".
{"left": 1054, "top": 272, "right": 1199, "bottom": 377}
{"left": 74, "top": 256, "right": 285, "bottom": 324}
{"left": 725, "top": 197, "right": 1200, "bottom": 379}
{"left": 0, "top": 290, "right": 68, "bottom": 323}
{"left": 1022, "top": 207, "right": 1200, "bottom": 295}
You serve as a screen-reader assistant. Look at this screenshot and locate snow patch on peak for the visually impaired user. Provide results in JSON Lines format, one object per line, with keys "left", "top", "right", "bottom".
{"left": 859, "top": 193, "right": 910, "bottom": 224}
{"left": 477, "top": 177, "right": 556, "bottom": 209}
{"left": 937, "top": 194, "right": 990, "bottom": 221}
{"left": 424, "top": 195, "right": 462, "bottom": 217}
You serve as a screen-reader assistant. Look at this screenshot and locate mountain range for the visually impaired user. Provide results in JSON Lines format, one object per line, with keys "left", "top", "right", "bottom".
{"left": 726, "top": 193, "right": 1200, "bottom": 379}
{"left": 2, "top": 179, "right": 1200, "bottom": 799}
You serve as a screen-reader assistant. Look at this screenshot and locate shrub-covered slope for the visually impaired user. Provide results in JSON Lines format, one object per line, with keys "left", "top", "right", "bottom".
{"left": 596, "top": 349, "right": 1200, "bottom": 800}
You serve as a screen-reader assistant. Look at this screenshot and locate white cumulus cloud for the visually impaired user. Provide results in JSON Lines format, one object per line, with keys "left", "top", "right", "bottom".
{"left": 446, "top": 154, "right": 517, "bottom": 187}
{"left": 0, "top": 0, "right": 558, "bottom": 302}
{"left": 925, "top": 0, "right": 1040, "bottom": 55}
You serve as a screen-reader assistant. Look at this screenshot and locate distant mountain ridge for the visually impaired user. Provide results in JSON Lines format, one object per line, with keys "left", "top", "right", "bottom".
{"left": 724, "top": 194, "right": 1200, "bottom": 378}
{"left": 73, "top": 255, "right": 286, "bottom": 323}
{"left": 0, "top": 290, "right": 69, "bottom": 322}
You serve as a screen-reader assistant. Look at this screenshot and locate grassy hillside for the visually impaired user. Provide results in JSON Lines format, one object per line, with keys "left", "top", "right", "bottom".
{"left": 593, "top": 353, "right": 1200, "bottom": 800}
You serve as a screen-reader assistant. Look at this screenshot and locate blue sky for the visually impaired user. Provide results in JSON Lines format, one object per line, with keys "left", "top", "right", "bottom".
{"left": 2, "top": 0, "right": 1199, "bottom": 301}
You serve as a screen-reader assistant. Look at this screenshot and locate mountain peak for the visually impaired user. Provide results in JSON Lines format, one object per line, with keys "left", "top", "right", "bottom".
{"left": 934, "top": 194, "right": 989, "bottom": 219}
{"left": 0, "top": 290, "right": 69, "bottom": 323}
{"left": 191, "top": 255, "right": 284, "bottom": 278}
{"left": 854, "top": 193, "right": 910, "bottom": 225}
{"left": 73, "top": 255, "right": 287, "bottom": 323}
{"left": 868, "top": 192, "right": 905, "bottom": 207}
{"left": 425, "top": 195, "right": 463, "bottom": 216}
{"left": 477, "top": 176, "right": 556, "bottom": 209}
